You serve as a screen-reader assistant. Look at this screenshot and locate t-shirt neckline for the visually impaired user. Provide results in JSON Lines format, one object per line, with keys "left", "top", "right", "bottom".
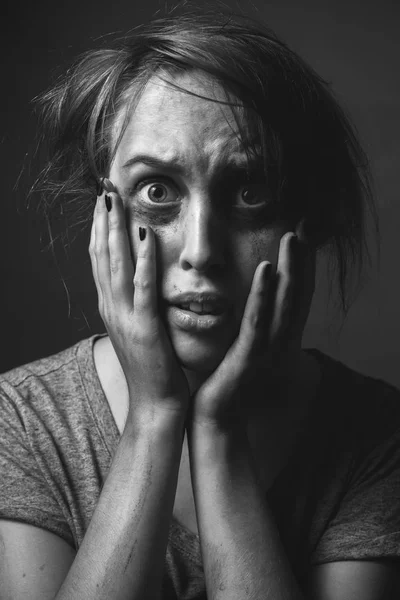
{"left": 77, "top": 333, "right": 204, "bottom": 564}
{"left": 77, "top": 333, "right": 119, "bottom": 457}
{"left": 79, "top": 334, "right": 332, "bottom": 462}
{"left": 77, "top": 333, "right": 338, "bottom": 558}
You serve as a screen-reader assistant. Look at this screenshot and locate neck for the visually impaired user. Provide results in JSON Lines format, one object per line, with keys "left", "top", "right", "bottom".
{"left": 182, "top": 367, "right": 211, "bottom": 397}
{"left": 95, "top": 335, "right": 321, "bottom": 438}
{"left": 94, "top": 335, "right": 321, "bottom": 498}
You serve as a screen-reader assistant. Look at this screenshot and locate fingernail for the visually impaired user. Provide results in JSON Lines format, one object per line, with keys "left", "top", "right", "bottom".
{"left": 296, "top": 219, "right": 310, "bottom": 246}
{"left": 103, "top": 178, "right": 117, "bottom": 193}
{"left": 263, "top": 262, "right": 272, "bottom": 280}
{"left": 96, "top": 177, "right": 104, "bottom": 197}
{"left": 105, "top": 194, "right": 112, "bottom": 212}
{"left": 292, "top": 232, "right": 309, "bottom": 260}
{"left": 139, "top": 227, "right": 146, "bottom": 241}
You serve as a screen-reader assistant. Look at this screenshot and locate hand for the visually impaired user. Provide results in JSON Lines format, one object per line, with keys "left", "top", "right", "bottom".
{"left": 189, "top": 225, "right": 316, "bottom": 428}
{"left": 89, "top": 184, "right": 190, "bottom": 420}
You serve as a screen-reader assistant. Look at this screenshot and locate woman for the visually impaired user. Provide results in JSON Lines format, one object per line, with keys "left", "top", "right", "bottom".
{"left": 0, "top": 9, "right": 399, "bottom": 600}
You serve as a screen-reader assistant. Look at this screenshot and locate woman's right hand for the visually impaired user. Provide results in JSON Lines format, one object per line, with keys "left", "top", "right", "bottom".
{"left": 89, "top": 184, "right": 190, "bottom": 421}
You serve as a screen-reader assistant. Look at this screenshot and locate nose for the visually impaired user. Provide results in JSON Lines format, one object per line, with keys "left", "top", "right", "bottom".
{"left": 178, "top": 197, "right": 225, "bottom": 273}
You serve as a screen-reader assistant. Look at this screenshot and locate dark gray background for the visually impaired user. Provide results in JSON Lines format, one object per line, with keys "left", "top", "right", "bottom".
{"left": 1, "top": 0, "right": 399, "bottom": 387}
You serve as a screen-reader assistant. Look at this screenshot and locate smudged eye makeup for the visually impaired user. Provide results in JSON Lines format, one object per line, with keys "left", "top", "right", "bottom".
{"left": 134, "top": 177, "right": 180, "bottom": 205}
{"left": 234, "top": 183, "right": 270, "bottom": 208}
{"left": 124, "top": 169, "right": 278, "bottom": 227}
{"left": 129, "top": 177, "right": 268, "bottom": 207}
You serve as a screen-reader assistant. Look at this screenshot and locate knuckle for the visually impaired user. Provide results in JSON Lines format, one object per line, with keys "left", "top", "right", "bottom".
{"left": 110, "top": 256, "right": 122, "bottom": 275}
{"left": 248, "top": 312, "right": 262, "bottom": 330}
{"left": 101, "top": 305, "right": 112, "bottom": 324}
{"left": 133, "top": 275, "right": 151, "bottom": 292}
{"left": 136, "top": 246, "right": 151, "bottom": 262}
{"left": 108, "top": 216, "right": 123, "bottom": 232}
{"left": 95, "top": 240, "right": 108, "bottom": 256}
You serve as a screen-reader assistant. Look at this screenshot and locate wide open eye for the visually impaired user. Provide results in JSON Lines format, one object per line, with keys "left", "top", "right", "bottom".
{"left": 136, "top": 180, "right": 180, "bottom": 204}
{"left": 235, "top": 184, "right": 269, "bottom": 208}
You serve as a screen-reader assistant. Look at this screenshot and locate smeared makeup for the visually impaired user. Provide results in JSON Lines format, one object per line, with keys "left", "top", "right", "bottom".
{"left": 107, "top": 72, "right": 291, "bottom": 372}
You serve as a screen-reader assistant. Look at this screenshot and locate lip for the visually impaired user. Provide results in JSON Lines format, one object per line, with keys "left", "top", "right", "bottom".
{"left": 165, "top": 305, "right": 229, "bottom": 332}
{"left": 166, "top": 291, "right": 229, "bottom": 308}
{"left": 164, "top": 291, "right": 231, "bottom": 333}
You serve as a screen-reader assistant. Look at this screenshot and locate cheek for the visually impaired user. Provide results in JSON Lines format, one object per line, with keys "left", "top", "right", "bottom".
{"left": 231, "top": 226, "right": 288, "bottom": 315}
{"left": 124, "top": 202, "right": 178, "bottom": 271}
{"left": 123, "top": 204, "right": 139, "bottom": 263}
{"left": 234, "top": 227, "right": 284, "bottom": 277}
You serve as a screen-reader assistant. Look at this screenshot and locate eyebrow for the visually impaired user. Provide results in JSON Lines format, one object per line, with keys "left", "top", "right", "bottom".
{"left": 122, "top": 153, "right": 265, "bottom": 174}
{"left": 122, "top": 154, "right": 185, "bottom": 172}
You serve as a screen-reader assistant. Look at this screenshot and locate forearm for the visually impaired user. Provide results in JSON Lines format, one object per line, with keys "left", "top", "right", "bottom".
{"left": 56, "top": 407, "right": 185, "bottom": 600}
{"left": 188, "top": 423, "right": 303, "bottom": 600}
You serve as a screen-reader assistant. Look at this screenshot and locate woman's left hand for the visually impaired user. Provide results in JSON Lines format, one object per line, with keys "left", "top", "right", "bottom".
{"left": 190, "top": 223, "right": 316, "bottom": 428}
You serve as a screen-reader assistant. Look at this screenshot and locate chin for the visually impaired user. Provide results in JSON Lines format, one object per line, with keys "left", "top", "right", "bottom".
{"left": 170, "top": 332, "right": 232, "bottom": 374}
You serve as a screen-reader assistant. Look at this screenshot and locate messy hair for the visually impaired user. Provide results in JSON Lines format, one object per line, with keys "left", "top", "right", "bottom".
{"left": 31, "top": 7, "right": 378, "bottom": 315}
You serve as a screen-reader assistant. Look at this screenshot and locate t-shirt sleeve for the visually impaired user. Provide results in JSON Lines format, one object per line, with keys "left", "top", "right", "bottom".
{"left": 0, "top": 380, "right": 75, "bottom": 548}
{"left": 312, "top": 385, "right": 400, "bottom": 564}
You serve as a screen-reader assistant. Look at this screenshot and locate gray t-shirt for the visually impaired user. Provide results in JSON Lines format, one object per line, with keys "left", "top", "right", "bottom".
{"left": 0, "top": 334, "right": 399, "bottom": 598}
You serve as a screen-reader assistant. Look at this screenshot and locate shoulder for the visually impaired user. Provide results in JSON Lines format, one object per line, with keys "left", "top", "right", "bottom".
{"left": 0, "top": 335, "right": 96, "bottom": 388}
{"left": 309, "top": 348, "right": 400, "bottom": 403}
{"left": 0, "top": 335, "right": 108, "bottom": 551}
{"left": 303, "top": 350, "right": 400, "bottom": 567}
{"left": 308, "top": 349, "right": 400, "bottom": 450}
{"left": 0, "top": 334, "right": 103, "bottom": 427}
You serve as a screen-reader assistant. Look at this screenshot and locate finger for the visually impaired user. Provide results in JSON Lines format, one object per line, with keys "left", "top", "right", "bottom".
{"left": 88, "top": 201, "right": 104, "bottom": 313}
{"left": 292, "top": 227, "right": 316, "bottom": 340}
{"left": 236, "top": 261, "right": 273, "bottom": 360}
{"left": 103, "top": 177, "right": 117, "bottom": 194}
{"left": 133, "top": 225, "right": 158, "bottom": 323}
{"left": 268, "top": 232, "right": 297, "bottom": 351}
{"left": 283, "top": 226, "right": 316, "bottom": 341}
{"left": 106, "top": 191, "right": 135, "bottom": 312}
{"left": 94, "top": 191, "right": 112, "bottom": 309}
{"left": 295, "top": 218, "right": 307, "bottom": 245}
{"left": 270, "top": 231, "right": 314, "bottom": 353}
{"left": 195, "top": 262, "right": 273, "bottom": 409}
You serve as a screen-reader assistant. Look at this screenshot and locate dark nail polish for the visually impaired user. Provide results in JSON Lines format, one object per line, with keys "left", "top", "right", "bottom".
{"left": 96, "top": 177, "right": 104, "bottom": 197}
{"left": 263, "top": 262, "right": 272, "bottom": 280}
{"left": 296, "top": 219, "right": 311, "bottom": 246}
{"left": 292, "top": 232, "right": 309, "bottom": 262}
{"left": 139, "top": 227, "right": 146, "bottom": 241}
{"left": 105, "top": 194, "right": 112, "bottom": 212}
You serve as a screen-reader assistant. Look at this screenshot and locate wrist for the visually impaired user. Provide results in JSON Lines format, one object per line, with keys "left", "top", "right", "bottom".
{"left": 187, "top": 419, "right": 249, "bottom": 464}
{"left": 188, "top": 409, "right": 247, "bottom": 438}
{"left": 125, "top": 401, "right": 187, "bottom": 438}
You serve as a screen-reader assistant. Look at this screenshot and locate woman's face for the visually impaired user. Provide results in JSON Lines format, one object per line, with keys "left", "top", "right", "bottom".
{"left": 109, "top": 72, "right": 290, "bottom": 373}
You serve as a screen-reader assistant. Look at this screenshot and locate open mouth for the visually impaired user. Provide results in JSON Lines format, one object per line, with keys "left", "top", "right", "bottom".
{"left": 175, "top": 301, "right": 225, "bottom": 316}
{"left": 165, "top": 302, "right": 229, "bottom": 332}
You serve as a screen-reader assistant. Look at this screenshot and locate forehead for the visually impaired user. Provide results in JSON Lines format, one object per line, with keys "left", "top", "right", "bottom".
{"left": 113, "top": 73, "right": 253, "bottom": 169}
